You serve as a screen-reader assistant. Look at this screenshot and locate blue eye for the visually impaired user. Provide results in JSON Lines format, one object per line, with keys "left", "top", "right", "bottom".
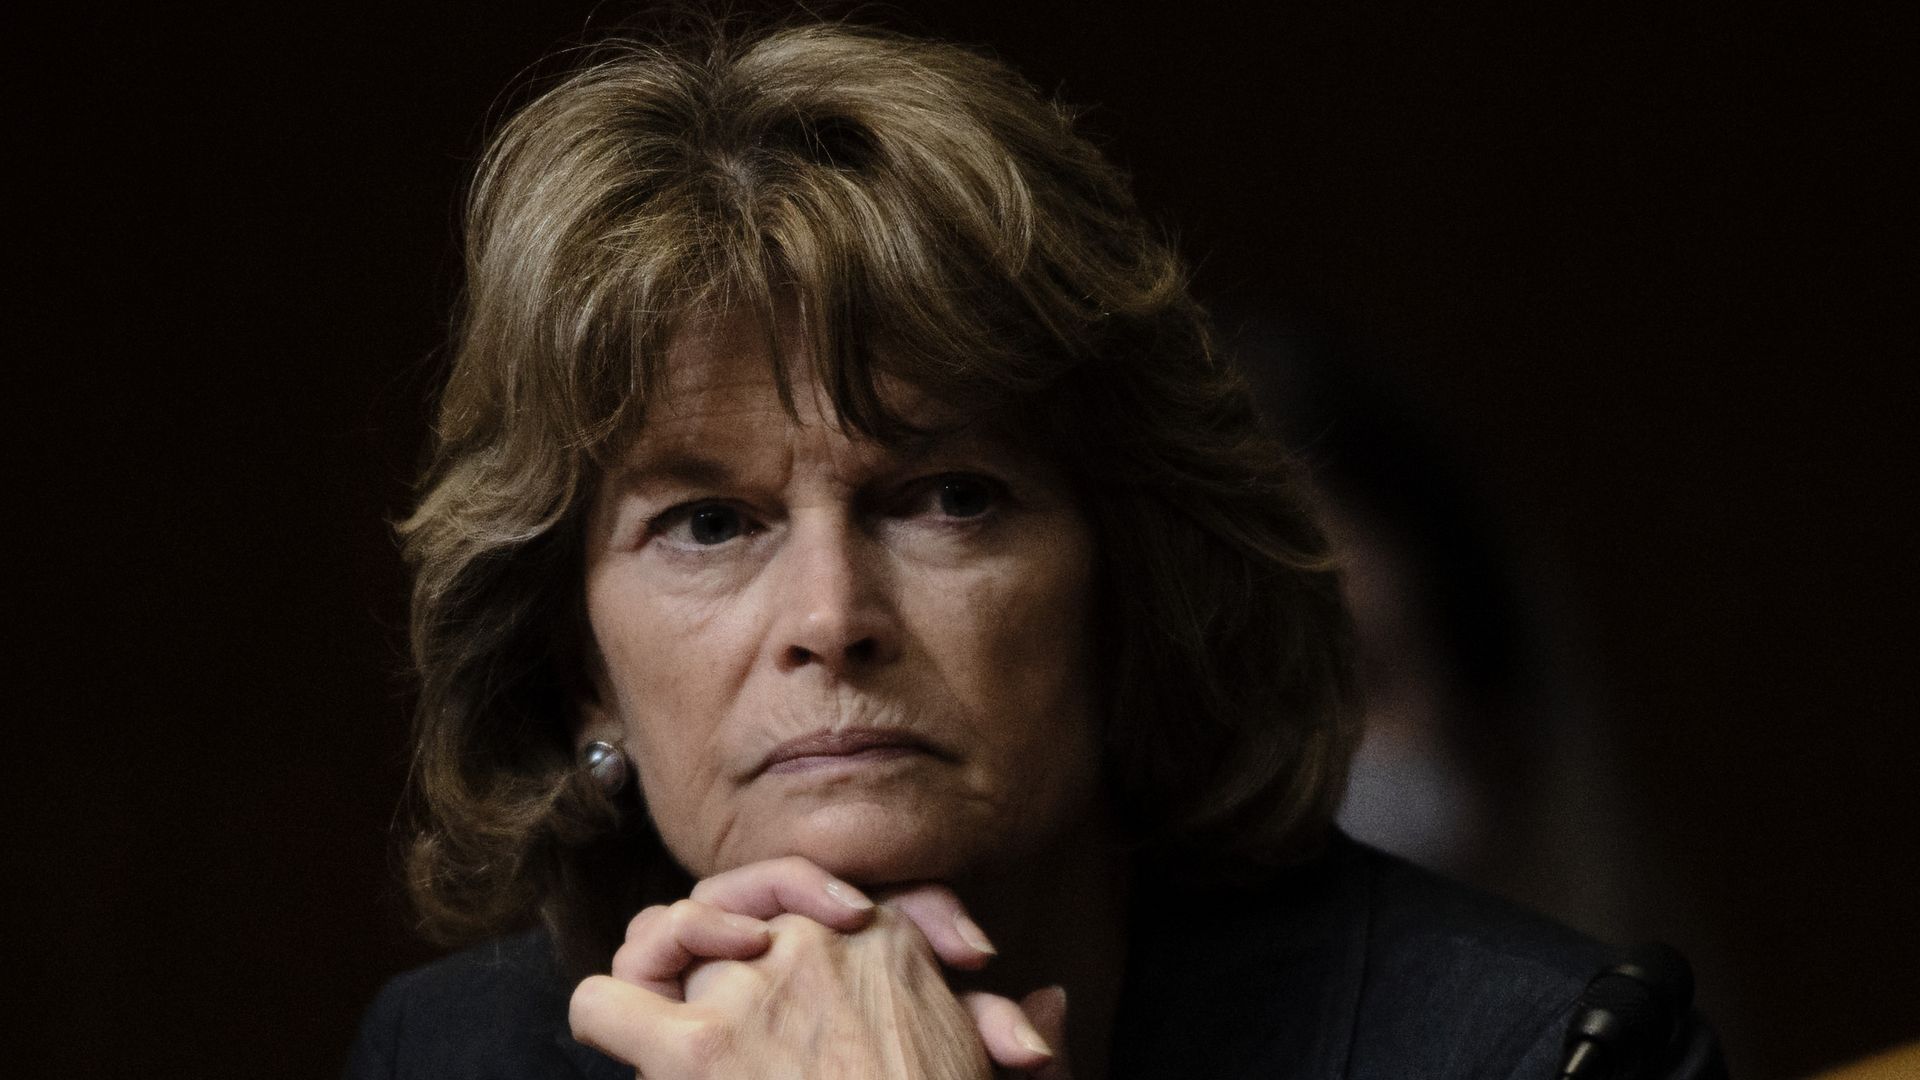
{"left": 934, "top": 476, "right": 995, "bottom": 518}
{"left": 686, "top": 504, "right": 746, "bottom": 544}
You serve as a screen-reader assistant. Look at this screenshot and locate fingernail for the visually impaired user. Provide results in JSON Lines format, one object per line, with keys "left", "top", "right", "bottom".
{"left": 953, "top": 913, "right": 997, "bottom": 955}
{"left": 824, "top": 879, "right": 873, "bottom": 910}
{"left": 1015, "top": 1017, "right": 1053, "bottom": 1056}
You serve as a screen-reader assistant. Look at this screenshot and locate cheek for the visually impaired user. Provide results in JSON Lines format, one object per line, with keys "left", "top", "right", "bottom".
{"left": 593, "top": 607, "right": 748, "bottom": 875}
{"left": 942, "top": 554, "right": 1107, "bottom": 861}
{"left": 587, "top": 576, "right": 755, "bottom": 793}
{"left": 925, "top": 541, "right": 1101, "bottom": 757}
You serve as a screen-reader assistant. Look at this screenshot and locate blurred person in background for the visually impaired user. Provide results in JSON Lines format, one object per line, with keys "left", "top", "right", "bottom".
{"left": 1245, "top": 328, "right": 1635, "bottom": 936}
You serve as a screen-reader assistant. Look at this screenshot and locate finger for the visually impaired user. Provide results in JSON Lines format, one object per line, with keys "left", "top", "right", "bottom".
{"left": 683, "top": 953, "right": 769, "bottom": 1005}
{"left": 962, "top": 991, "right": 1054, "bottom": 1072}
{"left": 876, "top": 882, "right": 998, "bottom": 970}
{"left": 568, "top": 974, "right": 702, "bottom": 1072}
{"left": 612, "top": 899, "right": 771, "bottom": 998}
{"left": 1021, "top": 985, "right": 1073, "bottom": 1080}
{"left": 689, "top": 855, "right": 877, "bottom": 931}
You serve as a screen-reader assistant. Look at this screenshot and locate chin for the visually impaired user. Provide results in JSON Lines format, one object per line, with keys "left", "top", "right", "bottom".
{"left": 771, "top": 800, "right": 984, "bottom": 887}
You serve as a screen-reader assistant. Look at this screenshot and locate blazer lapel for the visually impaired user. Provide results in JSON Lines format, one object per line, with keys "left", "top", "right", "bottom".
{"left": 1110, "top": 835, "right": 1372, "bottom": 1079}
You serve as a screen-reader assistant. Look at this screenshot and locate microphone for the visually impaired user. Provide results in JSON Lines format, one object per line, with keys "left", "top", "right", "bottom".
{"left": 1558, "top": 942, "right": 1695, "bottom": 1079}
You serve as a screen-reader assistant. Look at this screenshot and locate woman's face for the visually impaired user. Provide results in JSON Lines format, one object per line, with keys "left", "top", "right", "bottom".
{"left": 581, "top": 314, "right": 1103, "bottom": 887}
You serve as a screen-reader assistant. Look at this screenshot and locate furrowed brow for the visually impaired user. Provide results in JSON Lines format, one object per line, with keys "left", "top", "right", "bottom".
{"left": 614, "top": 451, "right": 734, "bottom": 494}
{"left": 886, "top": 421, "right": 984, "bottom": 463}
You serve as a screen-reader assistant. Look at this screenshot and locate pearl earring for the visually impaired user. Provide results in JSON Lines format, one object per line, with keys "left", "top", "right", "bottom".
{"left": 581, "top": 740, "right": 629, "bottom": 794}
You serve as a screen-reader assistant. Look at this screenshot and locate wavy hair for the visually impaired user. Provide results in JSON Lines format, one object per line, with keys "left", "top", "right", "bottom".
{"left": 399, "top": 16, "right": 1359, "bottom": 974}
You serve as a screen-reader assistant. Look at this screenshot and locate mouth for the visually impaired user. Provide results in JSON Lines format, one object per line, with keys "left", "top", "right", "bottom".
{"left": 754, "top": 727, "right": 947, "bottom": 777}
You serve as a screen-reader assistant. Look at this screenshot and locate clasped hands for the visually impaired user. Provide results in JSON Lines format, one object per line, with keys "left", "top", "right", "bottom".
{"left": 569, "top": 856, "right": 1070, "bottom": 1079}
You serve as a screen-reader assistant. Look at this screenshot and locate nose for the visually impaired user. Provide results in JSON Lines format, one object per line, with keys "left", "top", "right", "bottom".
{"left": 769, "top": 515, "right": 901, "bottom": 676}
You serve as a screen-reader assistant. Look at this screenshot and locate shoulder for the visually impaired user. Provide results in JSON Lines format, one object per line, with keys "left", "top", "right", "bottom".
{"left": 1344, "top": 842, "right": 1614, "bottom": 1077}
{"left": 1352, "top": 846, "right": 1728, "bottom": 1079}
{"left": 1115, "top": 834, "right": 1724, "bottom": 1080}
{"left": 342, "top": 931, "right": 623, "bottom": 1080}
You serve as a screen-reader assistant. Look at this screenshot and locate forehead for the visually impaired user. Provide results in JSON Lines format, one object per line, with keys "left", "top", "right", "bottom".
{"left": 612, "top": 309, "right": 973, "bottom": 472}
{"left": 654, "top": 315, "right": 824, "bottom": 422}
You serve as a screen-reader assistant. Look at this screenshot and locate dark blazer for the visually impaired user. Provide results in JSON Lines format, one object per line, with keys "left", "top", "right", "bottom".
{"left": 345, "top": 836, "right": 1727, "bottom": 1079}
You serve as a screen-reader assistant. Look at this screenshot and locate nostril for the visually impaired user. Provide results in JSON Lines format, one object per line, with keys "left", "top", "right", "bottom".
{"left": 778, "top": 634, "right": 885, "bottom": 673}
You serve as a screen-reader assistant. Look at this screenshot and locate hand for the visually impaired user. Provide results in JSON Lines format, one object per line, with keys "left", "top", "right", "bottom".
{"left": 572, "top": 905, "right": 1013, "bottom": 1079}
{"left": 570, "top": 856, "right": 1065, "bottom": 1077}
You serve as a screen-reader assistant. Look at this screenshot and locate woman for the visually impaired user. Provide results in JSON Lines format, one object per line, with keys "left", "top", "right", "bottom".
{"left": 349, "top": 18, "right": 1722, "bottom": 1080}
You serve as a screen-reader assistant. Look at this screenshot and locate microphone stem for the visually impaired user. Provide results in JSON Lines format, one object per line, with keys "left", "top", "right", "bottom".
{"left": 1561, "top": 1037, "right": 1601, "bottom": 1078}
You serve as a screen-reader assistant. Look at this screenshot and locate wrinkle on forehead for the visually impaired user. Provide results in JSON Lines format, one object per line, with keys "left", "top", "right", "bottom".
{"left": 608, "top": 311, "right": 976, "bottom": 477}
{"left": 608, "top": 397, "right": 984, "bottom": 501}
{"left": 635, "top": 301, "right": 972, "bottom": 441}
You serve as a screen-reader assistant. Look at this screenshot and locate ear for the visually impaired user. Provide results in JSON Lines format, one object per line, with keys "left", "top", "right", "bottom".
{"left": 568, "top": 617, "right": 623, "bottom": 754}
{"left": 573, "top": 696, "right": 625, "bottom": 755}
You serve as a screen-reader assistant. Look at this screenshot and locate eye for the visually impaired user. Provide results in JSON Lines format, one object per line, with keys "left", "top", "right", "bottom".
{"left": 652, "top": 501, "right": 754, "bottom": 546}
{"left": 688, "top": 505, "right": 746, "bottom": 544}
{"left": 935, "top": 475, "right": 995, "bottom": 518}
{"left": 912, "top": 473, "right": 1001, "bottom": 520}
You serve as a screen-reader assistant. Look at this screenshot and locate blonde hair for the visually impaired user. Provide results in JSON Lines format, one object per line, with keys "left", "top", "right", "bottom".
{"left": 400, "top": 17, "right": 1358, "bottom": 973}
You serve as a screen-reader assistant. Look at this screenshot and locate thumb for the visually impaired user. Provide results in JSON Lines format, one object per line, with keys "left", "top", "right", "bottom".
{"left": 1019, "top": 985, "right": 1071, "bottom": 1079}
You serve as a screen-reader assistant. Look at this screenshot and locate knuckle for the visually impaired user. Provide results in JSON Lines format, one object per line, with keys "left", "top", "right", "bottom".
{"left": 666, "top": 897, "right": 707, "bottom": 930}
{"left": 775, "top": 854, "right": 822, "bottom": 878}
{"left": 680, "top": 1015, "right": 733, "bottom": 1069}
{"left": 567, "top": 975, "right": 617, "bottom": 1031}
{"left": 765, "top": 911, "right": 834, "bottom": 944}
{"left": 609, "top": 942, "right": 638, "bottom": 978}
{"left": 765, "top": 911, "right": 813, "bottom": 933}
{"left": 624, "top": 904, "right": 666, "bottom": 941}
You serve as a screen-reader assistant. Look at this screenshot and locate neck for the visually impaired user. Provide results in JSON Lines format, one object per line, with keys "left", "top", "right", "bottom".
{"left": 950, "top": 808, "right": 1131, "bottom": 1080}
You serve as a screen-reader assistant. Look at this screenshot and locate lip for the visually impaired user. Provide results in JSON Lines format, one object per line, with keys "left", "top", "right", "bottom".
{"left": 754, "top": 727, "right": 945, "bottom": 777}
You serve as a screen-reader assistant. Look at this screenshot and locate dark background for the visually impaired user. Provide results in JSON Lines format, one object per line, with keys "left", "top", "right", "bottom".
{"left": 12, "top": 2, "right": 1912, "bottom": 1077}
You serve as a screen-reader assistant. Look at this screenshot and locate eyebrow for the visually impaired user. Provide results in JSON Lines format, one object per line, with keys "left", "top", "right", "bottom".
{"left": 614, "top": 424, "right": 978, "bottom": 492}
{"left": 612, "top": 452, "right": 736, "bottom": 494}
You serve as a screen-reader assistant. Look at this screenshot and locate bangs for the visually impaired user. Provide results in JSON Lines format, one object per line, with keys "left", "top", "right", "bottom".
{"left": 471, "top": 25, "right": 1105, "bottom": 470}
{"left": 405, "top": 19, "right": 1356, "bottom": 966}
